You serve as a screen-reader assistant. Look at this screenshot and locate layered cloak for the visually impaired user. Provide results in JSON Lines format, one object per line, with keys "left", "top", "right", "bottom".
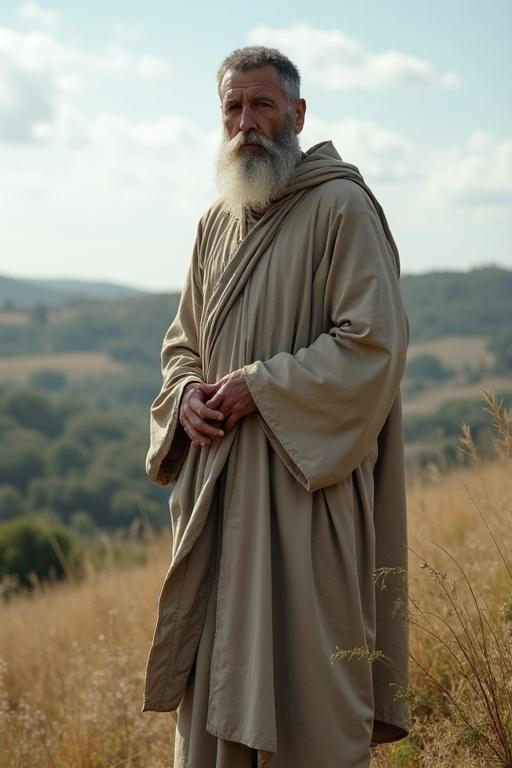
{"left": 142, "top": 141, "right": 410, "bottom": 767}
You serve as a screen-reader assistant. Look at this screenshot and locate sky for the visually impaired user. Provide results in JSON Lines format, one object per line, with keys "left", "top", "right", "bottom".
{"left": 0, "top": 0, "right": 511, "bottom": 291}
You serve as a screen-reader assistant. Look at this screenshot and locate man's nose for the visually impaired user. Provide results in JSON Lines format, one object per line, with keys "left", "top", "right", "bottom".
{"left": 239, "top": 105, "right": 257, "bottom": 133}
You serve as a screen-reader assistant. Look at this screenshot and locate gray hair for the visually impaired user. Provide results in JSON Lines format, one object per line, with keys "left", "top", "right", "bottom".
{"left": 217, "top": 46, "right": 301, "bottom": 102}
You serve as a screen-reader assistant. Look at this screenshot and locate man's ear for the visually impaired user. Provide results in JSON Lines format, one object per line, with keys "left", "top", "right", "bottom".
{"left": 294, "top": 98, "right": 306, "bottom": 134}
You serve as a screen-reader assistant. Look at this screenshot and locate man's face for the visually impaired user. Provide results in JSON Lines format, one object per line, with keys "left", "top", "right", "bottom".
{"left": 216, "top": 64, "right": 306, "bottom": 217}
{"left": 219, "top": 65, "right": 305, "bottom": 149}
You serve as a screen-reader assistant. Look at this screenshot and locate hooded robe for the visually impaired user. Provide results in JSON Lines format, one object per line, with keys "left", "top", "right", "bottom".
{"left": 142, "top": 141, "right": 411, "bottom": 768}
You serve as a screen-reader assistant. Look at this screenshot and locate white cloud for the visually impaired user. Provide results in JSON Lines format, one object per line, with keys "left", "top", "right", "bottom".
{"left": 112, "top": 22, "right": 145, "bottom": 41}
{"left": 0, "top": 113, "right": 219, "bottom": 289}
{"left": 426, "top": 131, "right": 512, "bottom": 208}
{"left": 5, "top": 107, "right": 219, "bottom": 214}
{"left": 19, "top": 2, "right": 59, "bottom": 31}
{"left": 85, "top": 44, "right": 170, "bottom": 78}
{"left": 301, "top": 116, "right": 417, "bottom": 182}
{"left": 248, "top": 24, "right": 458, "bottom": 90}
{"left": 0, "top": 26, "right": 170, "bottom": 143}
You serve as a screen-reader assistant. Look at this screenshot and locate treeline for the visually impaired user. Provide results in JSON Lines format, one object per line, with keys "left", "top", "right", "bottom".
{"left": 401, "top": 266, "right": 512, "bottom": 341}
{"left": 0, "top": 292, "right": 180, "bottom": 366}
{"left": 1, "top": 268, "right": 511, "bottom": 363}
{"left": 0, "top": 387, "right": 168, "bottom": 531}
{"left": 404, "top": 393, "right": 512, "bottom": 469}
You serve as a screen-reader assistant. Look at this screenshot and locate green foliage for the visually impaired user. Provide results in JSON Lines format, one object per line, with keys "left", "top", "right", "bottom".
{"left": 2, "top": 269, "right": 507, "bottom": 366}
{"left": 64, "top": 412, "right": 126, "bottom": 449}
{"left": 0, "top": 429, "right": 46, "bottom": 491}
{"left": 0, "top": 388, "right": 168, "bottom": 532}
{"left": 46, "top": 438, "right": 89, "bottom": 475}
{"left": 30, "top": 303, "right": 48, "bottom": 326}
{"left": 489, "top": 328, "right": 512, "bottom": 373}
{"left": 389, "top": 736, "right": 421, "bottom": 766}
{"left": 0, "top": 486, "right": 24, "bottom": 521}
{"left": 1, "top": 388, "right": 63, "bottom": 437}
{"left": 0, "top": 292, "right": 179, "bottom": 365}
{"left": 0, "top": 517, "right": 78, "bottom": 586}
{"left": 29, "top": 369, "right": 67, "bottom": 391}
{"left": 69, "top": 510, "right": 96, "bottom": 536}
{"left": 401, "top": 266, "right": 512, "bottom": 341}
{"left": 406, "top": 354, "right": 452, "bottom": 381}
{"left": 404, "top": 393, "right": 512, "bottom": 469}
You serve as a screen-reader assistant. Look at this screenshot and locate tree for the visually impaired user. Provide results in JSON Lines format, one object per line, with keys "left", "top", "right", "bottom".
{"left": 29, "top": 369, "right": 67, "bottom": 391}
{"left": 46, "top": 438, "right": 89, "bottom": 475}
{"left": 406, "top": 354, "right": 452, "bottom": 382}
{"left": 64, "top": 412, "right": 126, "bottom": 448}
{"left": 489, "top": 329, "right": 512, "bottom": 373}
{"left": 0, "top": 431, "right": 46, "bottom": 491}
{"left": 3, "top": 388, "right": 63, "bottom": 437}
{"left": 0, "top": 485, "right": 24, "bottom": 521}
{"left": 0, "top": 517, "right": 78, "bottom": 587}
{"left": 30, "top": 303, "right": 48, "bottom": 326}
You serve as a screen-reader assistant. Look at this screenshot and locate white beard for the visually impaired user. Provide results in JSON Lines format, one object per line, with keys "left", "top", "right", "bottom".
{"left": 215, "top": 117, "right": 301, "bottom": 219}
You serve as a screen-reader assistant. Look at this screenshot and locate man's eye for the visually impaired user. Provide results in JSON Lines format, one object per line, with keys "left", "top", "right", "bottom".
{"left": 226, "top": 104, "right": 241, "bottom": 113}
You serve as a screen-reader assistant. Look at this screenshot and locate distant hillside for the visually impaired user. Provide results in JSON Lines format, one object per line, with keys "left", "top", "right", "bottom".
{"left": 0, "top": 275, "right": 72, "bottom": 309}
{"left": 0, "top": 292, "right": 180, "bottom": 365}
{"left": 0, "top": 267, "right": 510, "bottom": 364}
{"left": 401, "top": 266, "right": 512, "bottom": 340}
{"left": 0, "top": 266, "right": 510, "bottom": 472}
{"left": 35, "top": 278, "right": 149, "bottom": 301}
{"left": 0, "top": 275, "right": 149, "bottom": 308}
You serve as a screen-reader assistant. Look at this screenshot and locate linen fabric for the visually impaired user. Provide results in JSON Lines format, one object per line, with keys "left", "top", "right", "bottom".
{"left": 142, "top": 140, "right": 410, "bottom": 767}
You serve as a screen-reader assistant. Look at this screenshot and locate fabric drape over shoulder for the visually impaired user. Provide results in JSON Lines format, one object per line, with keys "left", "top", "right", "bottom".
{"left": 143, "top": 141, "right": 411, "bottom": 767}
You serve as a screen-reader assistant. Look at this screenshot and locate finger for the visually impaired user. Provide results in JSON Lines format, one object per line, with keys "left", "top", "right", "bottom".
{"left": 206, "top": 390, "right": 226, "bottom": 408}
{"left": 183, "top": 422, "right": 211, "bottom": 447}
{"left": 185, "top": 413, "right": 224, "bottom": 438}
{"left": 190, "top": 399, "right": 224, "bottom": 422}
{"left": 196, "top": 382, "right": 221, "bottom": 395}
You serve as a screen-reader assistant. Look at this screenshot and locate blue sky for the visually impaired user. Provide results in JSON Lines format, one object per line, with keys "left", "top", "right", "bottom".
{"left": 1, "top": 0, "right": 511, "bottom": 290}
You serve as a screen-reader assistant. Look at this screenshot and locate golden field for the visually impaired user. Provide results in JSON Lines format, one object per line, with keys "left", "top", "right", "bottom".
{"left": 0, "top": 352, "right": 126, "bottom": 383}
{"left": 1, "top": 401, "right": 511, "bottom": 767}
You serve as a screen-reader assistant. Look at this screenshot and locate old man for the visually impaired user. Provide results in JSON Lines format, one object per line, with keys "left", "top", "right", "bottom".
{"left": 143, "top": 46, "right": 410, "bottom": 768}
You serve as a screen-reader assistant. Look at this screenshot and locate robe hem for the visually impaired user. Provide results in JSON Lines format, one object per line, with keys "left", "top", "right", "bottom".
{"left": 372, "top": 708, "right": 411, "bottom": 745}
{"left": 206, "top": 719, "right": 275, "bottom": 754}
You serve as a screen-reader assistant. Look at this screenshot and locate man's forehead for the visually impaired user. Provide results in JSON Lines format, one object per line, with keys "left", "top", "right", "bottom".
{"left": 220, "top": 65, "right": 285, "bottom": 100}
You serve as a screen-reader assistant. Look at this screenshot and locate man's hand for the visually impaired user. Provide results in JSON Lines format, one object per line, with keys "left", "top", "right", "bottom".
{"left": 198, "top": 368, "right": 256, "bottom": 432}
{"left": 179, "top": 382, "right": 225, "bottom": 448}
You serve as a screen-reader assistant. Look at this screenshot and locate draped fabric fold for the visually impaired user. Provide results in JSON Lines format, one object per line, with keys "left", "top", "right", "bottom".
{"left": 142, "top": 141, "right": 410, "bottom": 767}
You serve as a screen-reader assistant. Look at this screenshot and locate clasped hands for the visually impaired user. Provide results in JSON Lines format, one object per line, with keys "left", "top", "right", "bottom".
{"left": 179, "top": 368, "right": 257, "bottom": 447}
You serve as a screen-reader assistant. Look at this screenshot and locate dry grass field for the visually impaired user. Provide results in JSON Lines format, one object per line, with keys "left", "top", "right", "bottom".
{"left": 0, "top": 312, "right": 30, "bottom": 326}
{"left": 0, "top": 398, "right": 511, "bottom": 767}
{"left": 403, "top": 375, "right": 512, "bottom": 416}
{"left": 0, "top": 352, "right": 127, "bottom": 383}
{"left": 407, "top": 335, "right": 494, "bottom": 372}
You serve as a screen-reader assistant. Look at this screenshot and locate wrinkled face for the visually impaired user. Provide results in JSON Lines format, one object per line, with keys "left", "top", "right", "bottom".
{"left": 215, "top": 65, "right": 306, "bottom": 217}
{"left": 219, "top": 65, "right": 305, "bottom": 146}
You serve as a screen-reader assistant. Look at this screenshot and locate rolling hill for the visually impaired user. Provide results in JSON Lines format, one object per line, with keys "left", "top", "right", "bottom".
{"left": 0, "top": 274, "right": 149, "bottom": 308}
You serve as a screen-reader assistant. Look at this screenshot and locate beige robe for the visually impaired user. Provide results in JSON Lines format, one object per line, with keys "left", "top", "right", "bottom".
{"left": 142, "top": 141, "right": 411, "bottom": 768}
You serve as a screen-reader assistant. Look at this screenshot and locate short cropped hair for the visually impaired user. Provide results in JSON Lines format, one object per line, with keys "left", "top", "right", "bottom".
{"left": 217, "top": 46, "right": 301, "bottom": 102}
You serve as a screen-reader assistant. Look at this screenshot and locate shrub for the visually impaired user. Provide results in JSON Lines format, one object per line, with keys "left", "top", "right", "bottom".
{"left": 0, "top": 517, "right": 79, "bottom": 587}
{"left": 0, "top": 485, "right": 24, "bottom": 521}
{"left": 29, "top": 369, "right": 67, "bottom": 391}
{"left": 406, "top": 354, "right": 452, "bottom": 382}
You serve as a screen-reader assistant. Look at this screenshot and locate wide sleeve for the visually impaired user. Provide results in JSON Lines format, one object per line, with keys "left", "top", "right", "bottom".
{"left": 243, "top": 205, "right": 409, "bottom": 493}
{"left": 145, "top": 223, "right": 205, "bottom": 485}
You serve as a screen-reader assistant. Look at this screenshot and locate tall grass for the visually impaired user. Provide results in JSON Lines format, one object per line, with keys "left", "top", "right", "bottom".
{"left": 0, "top": 535, "right": 175, "bottom": 767}
{"left": 372, "top": 392, "right": 512, "bottom": 767}
{"left": 0, "top": 393, "right": 510, "bottom": 766}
